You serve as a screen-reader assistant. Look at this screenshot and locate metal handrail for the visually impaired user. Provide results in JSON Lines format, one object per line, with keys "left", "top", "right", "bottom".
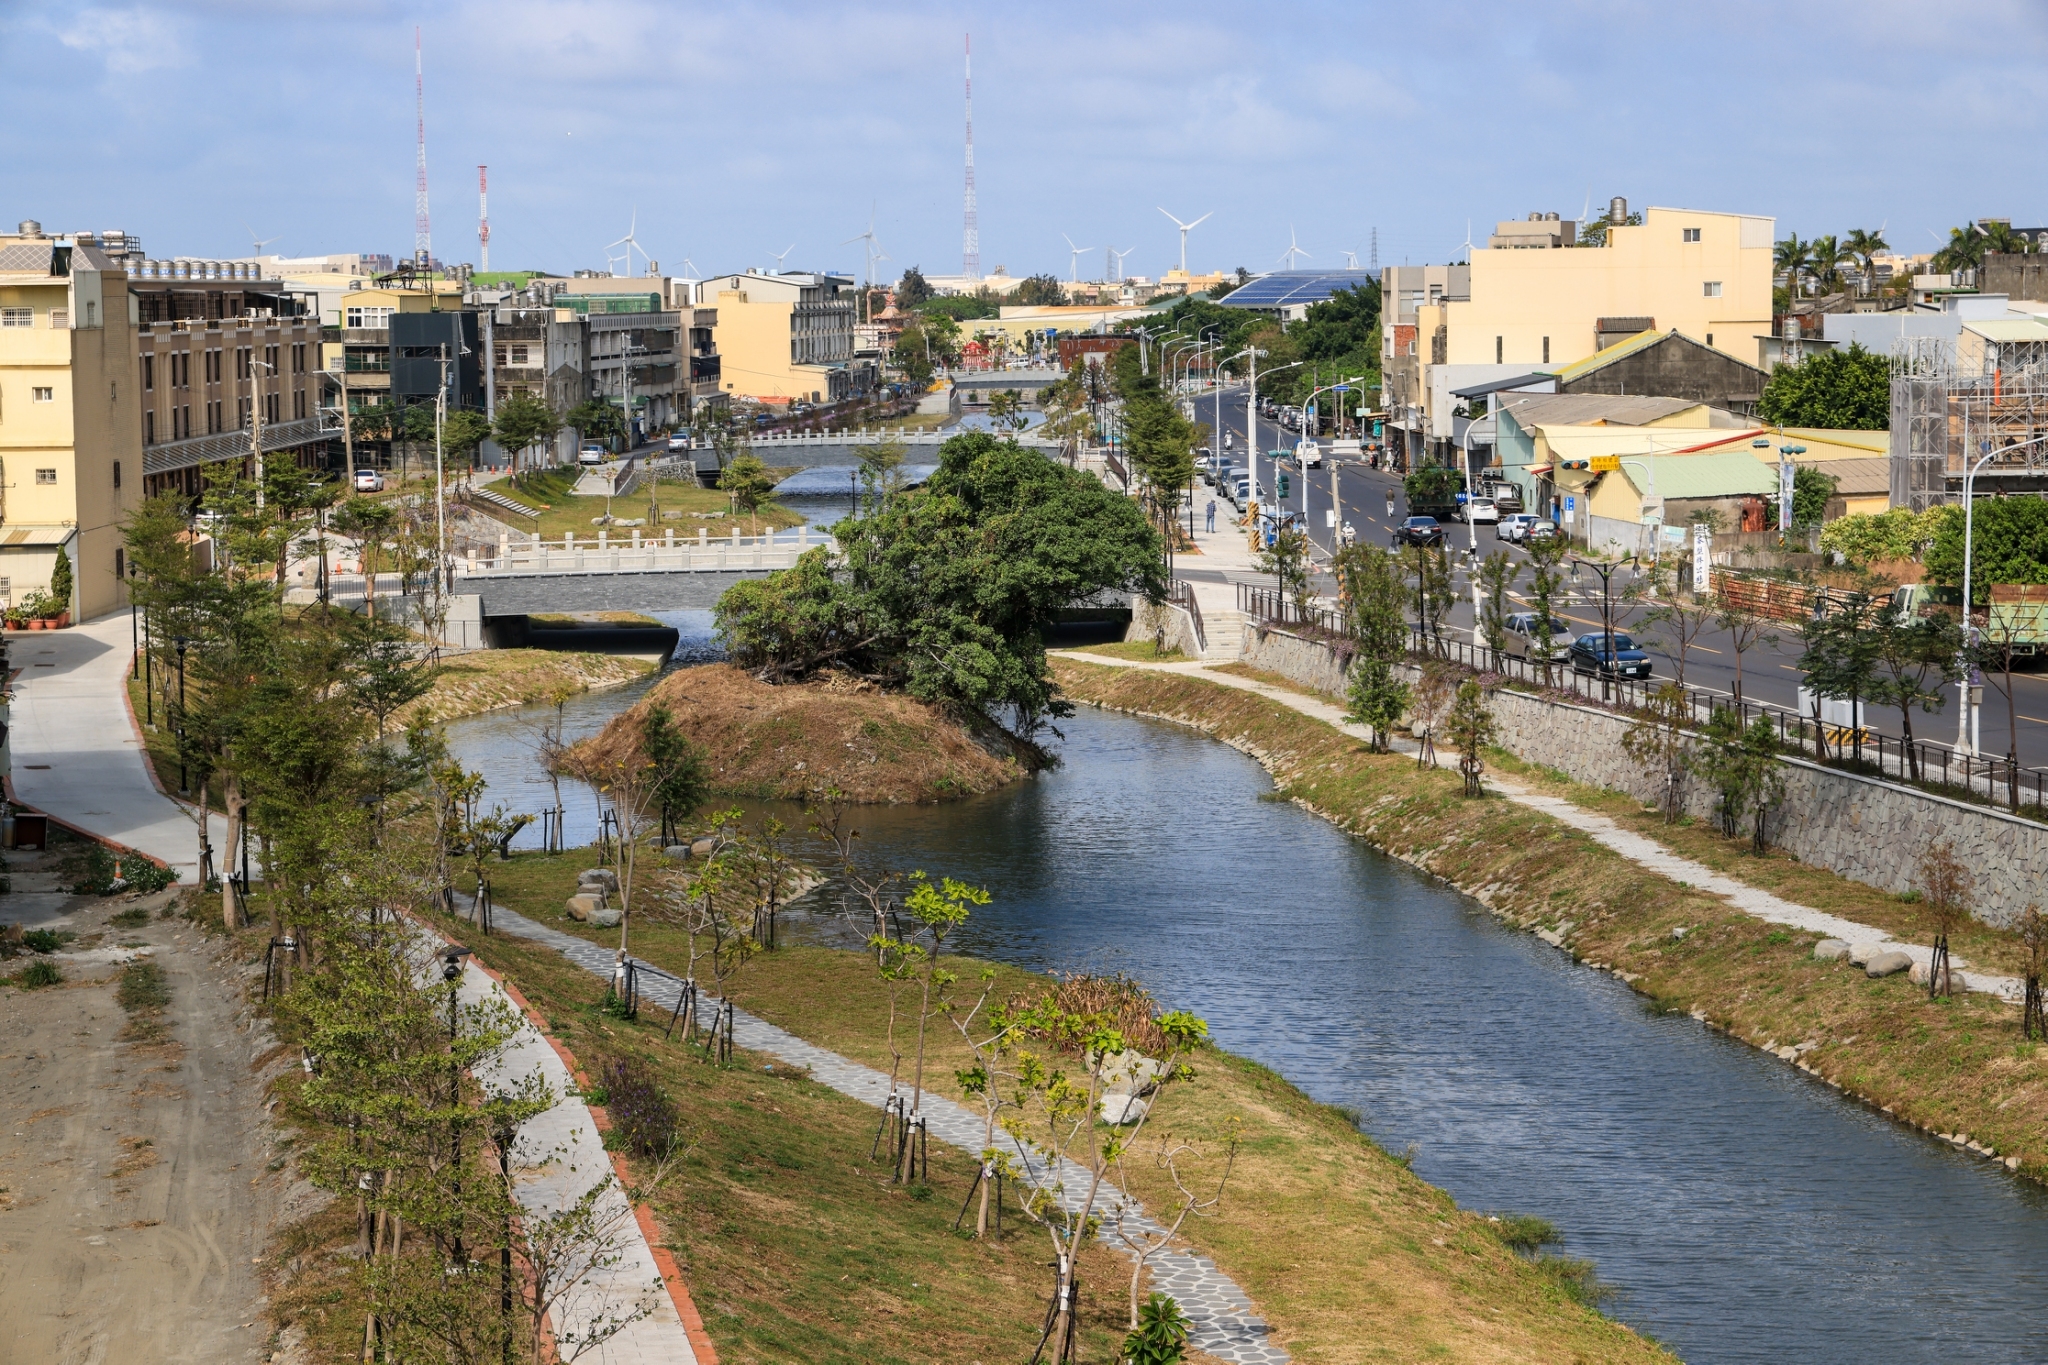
{"left": 1170, "top": 580, "right": 1207, "bottom": 654}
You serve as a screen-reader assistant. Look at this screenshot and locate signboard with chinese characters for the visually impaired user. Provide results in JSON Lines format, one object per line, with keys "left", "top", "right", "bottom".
{"left": 1692, "top": 522, "right": 1711, "bottom": 594}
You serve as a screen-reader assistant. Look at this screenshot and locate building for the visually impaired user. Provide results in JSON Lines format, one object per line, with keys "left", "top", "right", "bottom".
{"left": 1217, "top": 268, "right": 1378, "bottom": 323}
{"left": 1548, "top": 330, "right": 1770, "bottom": 414}
{"left": 132, "top": 269, "right": 327, "bottom": 498}
{"left": 0, "top": 225, "right": 141, "bottom": 620}
{"left": 326, "top": 274, "right": 465, "bottom": 467}
{"left": 1388, "top": 203, "right": 1773, "bottom": 467}
{"left": 703, "top": 271, "right": 874, "bottom": 403}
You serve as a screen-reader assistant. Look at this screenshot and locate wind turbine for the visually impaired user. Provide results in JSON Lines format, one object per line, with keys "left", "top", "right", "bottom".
{"left": 841, "top": 206, "right": 887, "bottom": 291}
{"left": 1064, "top": 233, "right": 1092, "bottom": 284}
{"left": 606, "top": 211, "right": 649, "bottom": 277}
{"left": 768, "top": 244, "right": 796, "bottom": 274}
{"left": 1276, "top": 225, "right": 1310, "bottom": 270}
{"left": 1106, "top": 246, "right": 1133, "bottom": 282}
{"left": 245, "top": 224, "right": 280, "bottom": 257}
{"left": 1341, "top": 249, "right": 1359, "bottom": 269}
{"left": 1157, "top": 207, "right": 1212, "bottom": 275}
{"left": 1461, "top": 220, "right": 1476, "bottom": 264}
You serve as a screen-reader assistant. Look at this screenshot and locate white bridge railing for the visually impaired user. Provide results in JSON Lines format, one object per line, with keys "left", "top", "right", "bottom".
{"left": 459, "top": 523, "right": 836, "bottom": 578}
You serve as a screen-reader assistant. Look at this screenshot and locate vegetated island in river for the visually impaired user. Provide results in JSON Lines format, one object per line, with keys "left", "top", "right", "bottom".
{"left": 577, "top": 661, "right": 1019, "bottom": 803}
{"left": 581, "top": 430, "right": 1164, "bottom": 802}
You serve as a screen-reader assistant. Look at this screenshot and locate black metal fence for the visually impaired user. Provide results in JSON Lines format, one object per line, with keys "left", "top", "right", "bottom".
{"left": 1169, "top": 580, "right": 1208, "bottom": 654}
{"left": 1237, "top": 580, "right": 2048, "bottom": 815}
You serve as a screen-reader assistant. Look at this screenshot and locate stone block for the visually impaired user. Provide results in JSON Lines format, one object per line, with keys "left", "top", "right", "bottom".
{"left": 566, "top": 893, "right": 603, "bottom": 922}
{"left": 1865, "top": 951, "right": 1913, "bottom": 978}
{"left": 1090, "top": 1048, "right": 1164, "bottom": 1091}
{"left": 578, "top": 868, "right": 618, "bottom": 891}
{"left": 690, "top": 837, "right": 718, "bottom": 858}
{"left": 1813, "top": 939, "right": 1850, "bottom": 961}
{"left": 663, "top": 844, "right": 692, "bottom": 859}
{"left": 1099, "top": 1088, "right": 1149, "bottom": 1125}
{"left": 588, "top": 907, "right": 623, "bottom": 929}
{"left": 1848, "top": 942, "right": 1883, "bottom": 966}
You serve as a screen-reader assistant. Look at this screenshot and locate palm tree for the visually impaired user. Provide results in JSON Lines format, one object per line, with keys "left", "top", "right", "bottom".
{"left": 1808, "top": 235, "right": 1849, "bottom": 295}
{"left": 1843, "top": 228, "right": 1889, "bottom": 296}
{"left": 1979, "top": 220, "right": 2029, "bottom": 256}
{"left": 1774, "top": 235, "right": 1814, "bottom": 301}
{"left": 1932, "top": 225, "right": 1986, "bottom": 275}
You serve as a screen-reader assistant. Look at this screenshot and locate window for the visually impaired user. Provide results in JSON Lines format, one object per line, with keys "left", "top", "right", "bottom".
{"left": 238, "top": 396, "right": 251, "bottom": 428}
{"left": 113, "top": 460, "right": 121, "bottom": 489}
{"left": 85, "top": 301, "right": 96, "bottom": 327}
{"left": 1704, "top": 281, "right": 1723, "bottom": 297}
{"left": 1495, "top": 336, "right": 1503, "bottom": 364}
{"left": 49, "top": 309, "right": 66, "bottom": 329}
{"left": 32, "top": 386, "right": 53, "bottom": 402}
{"left": 267, "top": 392, "right": 279, "bottom": 423}
{"left": 1542, "top": 336, "right": 1550, "bottom": 363}
{"left": 292, "top": 343, "right": 305, "bottom": 373}
{"left": 266, "top": 344, "right": 278, "bottom": 371}
{"left": 115, "top": 548, "right": 124, "bottom": 580}
{"left": 345, "top": 305, "right": 394, "bottom": 329}
{"left": 35, "top": 469, "right": 56, "bottom": 484}
{"left": 1683, "top": 227, "right": 1702, "bottom": 243}
{"left": 293, "top": 389, "right": 306, "bottom": 419}
{"left": 1706, "top": 333, "right": 1714, "bottom": 348}
{"left": 142, "top": 354, "right": 154, "bottom": 391}
{"left": 510, "top": 345, "right": 530, "bottom": 365}
{"left": 145, "top": 410, "right": 155, "bottom": 443}
{"left": 0, "top": 307, "right": 30, "bottom": 327}
{"left": 238, "top": 347, "right": 251, "bottom": 380}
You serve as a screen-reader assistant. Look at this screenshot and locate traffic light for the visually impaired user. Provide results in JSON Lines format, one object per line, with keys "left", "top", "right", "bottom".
{"left": 1277, "top": 471, "right": 1291, "bottom": 499}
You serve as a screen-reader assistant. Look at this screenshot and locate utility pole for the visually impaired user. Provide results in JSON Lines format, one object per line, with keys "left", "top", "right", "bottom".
{"left": 477, "top": 165, "right": 489, "bottom": 274}
{"left": 250, "top": 351, "right": 267, "bottom": 510}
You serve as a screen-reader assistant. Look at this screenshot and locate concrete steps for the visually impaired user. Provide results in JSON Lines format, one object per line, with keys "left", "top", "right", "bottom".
{"left": 1200, "top": 606, "right": 1246, "bottom": 660}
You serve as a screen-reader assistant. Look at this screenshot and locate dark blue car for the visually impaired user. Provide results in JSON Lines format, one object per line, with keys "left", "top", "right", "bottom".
{"left": 1569, "top": 631, "right": 1652, "bottom": 680}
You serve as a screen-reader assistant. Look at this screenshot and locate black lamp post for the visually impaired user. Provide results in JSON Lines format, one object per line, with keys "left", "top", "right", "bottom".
{"left": 1570, "top": 554, "right": 1636, "bottom": 702}
{"left": 173, "top": 635, "right": 191, "bottom": 794}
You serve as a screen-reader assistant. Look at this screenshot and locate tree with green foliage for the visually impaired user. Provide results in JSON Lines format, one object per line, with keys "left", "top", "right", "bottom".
{"left": 1440, "top": 679, "right": 1498, "bottom": 797}
{"left": 1758, "top": 342, "right": 1889, "bottom": 429}
{"left": 1695, "top": 709, "right": 1785, "bottom": 852}
{"left": 894, "top": 266, "right": 933, "bottom": 310}
{"left": 491, "top": 392, "right": 561, "bottom": 475}
{"left": 48, "top": 544, "right": 73, "bottom": 613}
{"left": 1524, "top": 533, "right": 1571, "bottom": 688}
{"left": 440, "top": 408, "right": 491, "bottom": 473}
{"left": 717, "top": 432, "right": 1161, "bottom": 762}
{"left": 1797, "top": 592, "right": 1882, "bottom": 761}
{"left": 1763, "top": 465, "right": 1840, "bottom": 531}
{"left": 1256, "top": 525, "right": 1312, "bottom": 623}
{"left": 1844, "top": 228, "right": 1889, "bottom": 295}
{"left": 566, "top": 398, "right": 625, "bottom": 449}
{"left": 1401, "top": 543, "right": 1456, "bottom": 656}
{"left": 1110, "top": 344, "right": 1198, "bottom": 537}
{"left": 1121, "top": 1293, "right": 1193, "bottom": 1364}
{"left": 1623, "top": 683, "right": 1696, "bottom": 823}
{"left": 1818, "top": 506, "right": 1947, "bottom": 565}
{"left": 892, "top": 321, "right": 936, "bottom": 390}
{"left": 1864, "top": 611, "right": 1960, "bottom": 780}
{"left": 1476, "top": 550, "right": 1515, "bottom": 669}
{"left": 1337, "top": 543, "right": 1411, "bottom": 752}
{"left": 718, "top": 451, "right": 778, "bottom": 533}
{"left": 1012, "top": 273, "right": 1067, "bottom": 307}
{"left": 1923, "top": 495, "right": 2048, "bottom": 604}
{"left": 641, "top": 701, "right": 710, "bottom": 845}
{"left": 919, "top": 289, "right": 1002, "bottom": 322}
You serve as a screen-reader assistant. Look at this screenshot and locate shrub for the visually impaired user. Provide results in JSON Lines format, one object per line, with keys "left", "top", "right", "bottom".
{"left": 599, "top": 1055, "right": 679, "bottom": 1160}
{"left": 1120, "top": 1293, "right": 1192, "bottom": 1365}
{"left": 21, "top": 929, "right": 61, "bottom": 954}
{"left": 18, "top": 959, "right": 62, "bottom": 988}
{"left": 71, "top": 846, "right": 180, "bottom": 897}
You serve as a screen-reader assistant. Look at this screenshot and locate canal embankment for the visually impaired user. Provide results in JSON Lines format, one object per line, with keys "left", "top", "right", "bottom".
{"left": 1052, "top": 655, "right": 2048, "bottom": 1180}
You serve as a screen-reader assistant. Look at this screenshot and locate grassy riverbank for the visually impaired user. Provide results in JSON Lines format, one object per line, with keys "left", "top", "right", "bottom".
{"left": 482, "top": 467, "right": 805, "bottom": 540}
{"left": 473, "top": 851, "right": 1675, "bottom": 1364}
{"left": 1052, "top": 657, "right": 2048, "bottom": 1178}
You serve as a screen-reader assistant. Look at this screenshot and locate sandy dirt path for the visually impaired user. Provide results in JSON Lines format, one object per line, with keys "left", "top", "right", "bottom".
{"left": 0, "top": 890, "right": 287, "bottom": 1365}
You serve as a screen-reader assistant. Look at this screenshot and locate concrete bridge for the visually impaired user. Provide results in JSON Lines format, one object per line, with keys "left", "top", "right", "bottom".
{"left": 704, "top": 426, "right": 1058, "bottom": 474}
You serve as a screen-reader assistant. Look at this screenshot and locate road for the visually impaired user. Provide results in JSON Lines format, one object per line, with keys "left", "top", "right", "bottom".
{"left": 1189, "top": 384, "right": 2048, "bottom": 773}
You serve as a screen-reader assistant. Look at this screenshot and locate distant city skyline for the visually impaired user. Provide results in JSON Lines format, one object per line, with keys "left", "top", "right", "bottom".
{"left": 6, "top": 0, "right": 2045, "bottom": 283}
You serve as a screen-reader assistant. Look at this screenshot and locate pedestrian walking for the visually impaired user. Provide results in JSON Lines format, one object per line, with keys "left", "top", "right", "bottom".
{"left": 1385, "top": 490, "right": 1396, "bottom": 520}
{"left": 1205, "top": 500, "right": 1216, "bottom": 533}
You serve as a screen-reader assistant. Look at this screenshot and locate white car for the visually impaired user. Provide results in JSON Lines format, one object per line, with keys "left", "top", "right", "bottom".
{"left": 353, "top": 468, "right": 385, "bottom": 492}
{"left": 1464, "top": 497, "right": 1499, "bottom": 525}
{"left": 667, "top": 434, "right": 692, "bottom": 453}
{"left": 578, "top": 442, "right": 608, "bottom": 466}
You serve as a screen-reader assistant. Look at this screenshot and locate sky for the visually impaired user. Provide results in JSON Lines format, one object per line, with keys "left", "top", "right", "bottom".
{"left": 7, "top": 0, "right": 2048, "bottom": 284}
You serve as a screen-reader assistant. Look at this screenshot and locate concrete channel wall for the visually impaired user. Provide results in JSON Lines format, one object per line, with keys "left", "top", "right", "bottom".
{"left": 1241, "top": 624, "right": 2048, "bottom": 925}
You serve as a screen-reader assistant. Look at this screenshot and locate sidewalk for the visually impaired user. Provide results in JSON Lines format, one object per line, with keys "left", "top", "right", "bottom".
{"left": 9, "top": 609, "right": 226, "bottom": 877}
{"left": 1051, "top": 652, "right": 2025, "bottom": 1005}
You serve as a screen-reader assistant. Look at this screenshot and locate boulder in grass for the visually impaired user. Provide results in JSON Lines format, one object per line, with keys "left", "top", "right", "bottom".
{"left": 663, "top": 845, "right": 691, "bottom": 859}
{"left": 578, "top": 868, "right": 618, "bottom": 891}
{"left": 588, "top": 907, "right": 622, "bottom": 929}
{"left": 1865, "top": 951, "right": 1913, "bottom": 978}
{"left": 1848, "top": 942, "right": 1883, "bottom": 967}
{"left": 1098, "top": 1089, "right": 1149, "bottom": 1125}
{"left": 690, "top": 837, "right": 717, "bottom": 859}
{"left": 566, "top": 894, "right": 603, "bottom": 922}
{"left": 1813, "top": 939, "right": 1851, "bottom": 962}
{"left": 1910, "top": 958, "right": 1960, "bottom": 992}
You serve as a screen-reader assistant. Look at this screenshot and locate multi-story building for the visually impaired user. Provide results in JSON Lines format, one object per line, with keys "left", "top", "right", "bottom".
{"left": 1379, "top": 263, "right": 1469, "bottom": 467}
{"left": 326, "top": 275, "right": 466, "bottom": 468}
{"left": 551, "top": 282, "right": 684, "bottom": 437}
{"left": 0, "top": 224, "right": 141, "bottom": 620}
{"left": 702, "top": 271, "right": 874, "bottom": 403}
{"left": 132, "top": 270, "right": 325, "bottom": 499}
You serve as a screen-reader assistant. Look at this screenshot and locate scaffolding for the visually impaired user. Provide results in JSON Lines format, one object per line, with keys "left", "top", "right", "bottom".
{"left": 1890, "top": 333, "right": 2048, "bottom": 512}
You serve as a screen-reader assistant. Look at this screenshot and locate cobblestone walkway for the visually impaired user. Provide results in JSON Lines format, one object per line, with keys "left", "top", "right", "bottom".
{"left": 1052, "top": 652, "right": 2025, "bottom": 1004}
{"left": 474, "top": 900, "right": 1289, "bottom": 1364}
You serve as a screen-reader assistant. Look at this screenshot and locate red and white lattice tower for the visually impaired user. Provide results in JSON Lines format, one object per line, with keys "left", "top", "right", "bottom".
{"left": 413, "top": 28, "right": 431, "bottom": 269}
{"left": 478, "top": 165, "right": 490, "bottom": 273}
{"left": 962, "top": 33, "right": 980, "bottom": 281}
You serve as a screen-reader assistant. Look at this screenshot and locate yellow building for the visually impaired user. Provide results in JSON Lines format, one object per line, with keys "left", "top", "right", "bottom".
{"left": 0, "top": 227, "right": 142, "bottom": 621}
{"left": 702, "top": 271, "right": 875, "bottom": 403}
{"left": 1446, "top": 206, "right": 1775, "bottom": 369}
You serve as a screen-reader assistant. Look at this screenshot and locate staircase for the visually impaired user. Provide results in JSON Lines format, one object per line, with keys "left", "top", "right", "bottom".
{"left": 1200, "top": 606, "right": 1246, "bottom": 661}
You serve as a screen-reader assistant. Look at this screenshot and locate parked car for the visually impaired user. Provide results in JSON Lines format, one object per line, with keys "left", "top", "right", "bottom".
{"left": 1395, "top": 516, "right": 1445, "bottom": 547}
{"left": 1569, "top": 631, "right": 1653, "bottom": 680}
{"left": 1464, "top": 497, "right": 1499, "bottom": 525}
{"left": 1500, "top": 513, "right": 1539, "bottom": 543}
{"left": 353, "top": 468, "right": 385, "bottom": 493}
{"left": 1487, "top": 483, "right": 1525, "bottom": 514}
{"left": 667, "top": 433, "right": 692, "bottom": 452}
{"left": 1503, "top": 611, "right": 1573, "bottom": 662}
{"left": 578, "top": 442, "right": 608, "bottom": 466}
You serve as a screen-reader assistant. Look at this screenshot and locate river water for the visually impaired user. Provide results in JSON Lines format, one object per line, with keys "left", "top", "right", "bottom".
{"left": 444, "top": 656, "right": 2048, "bottom": 1363}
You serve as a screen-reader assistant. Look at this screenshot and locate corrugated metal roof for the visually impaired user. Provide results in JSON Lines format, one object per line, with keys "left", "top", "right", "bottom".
{"left": 1617, "top": 452, "right": 1777, "bottom": 499}
{"left": 1963, "top": 317, "right": 2048, "bottom": 342}
{"left": 1549, "top": 329, "right": 1670, "bottom": 381}
{"left": 1496, "top": 393, "right": 1704, "bottom": 430}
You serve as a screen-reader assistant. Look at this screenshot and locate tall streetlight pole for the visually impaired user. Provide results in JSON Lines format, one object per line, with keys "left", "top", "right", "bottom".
{"left": 1570, "top": 553, "right": 1635, "bottom": 702}
{"left": 1955, "top": 433, "right": 2048, "bottom": 753}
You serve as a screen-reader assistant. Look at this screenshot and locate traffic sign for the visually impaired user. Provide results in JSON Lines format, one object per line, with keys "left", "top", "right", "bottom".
{"left": 1589, "top": 455, "right": 1621, "bottom": 472}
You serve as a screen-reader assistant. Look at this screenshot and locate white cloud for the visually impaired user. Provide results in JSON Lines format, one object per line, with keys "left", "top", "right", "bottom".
{"left": 50, "top": 5, "right": 191, "bottom": 74}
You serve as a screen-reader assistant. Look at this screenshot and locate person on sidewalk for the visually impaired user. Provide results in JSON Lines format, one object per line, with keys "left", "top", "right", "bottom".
{"left": 1205, "top": 500, "right": 1217, "bottom": 533}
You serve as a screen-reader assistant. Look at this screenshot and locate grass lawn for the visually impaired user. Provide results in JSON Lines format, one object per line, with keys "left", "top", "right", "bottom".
{"left": 1054, "top": 657, "right": 2048, "bottom": 1181}
{"left": 482, "top": 467, "right": 804, "bottom": 541}
{"left": 473, "top": 846, "right": 1675, "bottom": 1363}
{"left": 1067, "top": 640, "right": 1189, "bottom": 662}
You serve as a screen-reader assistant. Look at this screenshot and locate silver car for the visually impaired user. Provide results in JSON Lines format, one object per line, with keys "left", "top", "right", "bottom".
{"left": 1503, "top": 611, "right": 1573, "bottom": 662}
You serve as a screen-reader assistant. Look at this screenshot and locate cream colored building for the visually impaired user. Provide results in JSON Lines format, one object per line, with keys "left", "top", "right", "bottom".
{"left": 0, "top": 226, "right": 142, "bottom": 621}
{"left": 1446, "top": 205, "right": 1775, "bottom": 369}
{"left": 702, "top": 271, "right": 874, "bottom": 403}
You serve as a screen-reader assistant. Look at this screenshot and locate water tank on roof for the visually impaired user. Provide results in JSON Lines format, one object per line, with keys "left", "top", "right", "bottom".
{"left": 17, "top": 220, "right": 42, "bottom": 238}
{"left": 1609, "top": 197, "right": 1628, "bottom": 226}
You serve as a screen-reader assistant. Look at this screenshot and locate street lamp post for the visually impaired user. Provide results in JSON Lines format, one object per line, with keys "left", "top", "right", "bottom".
{"left": 1619, "top": 458, "right": 1660, "bottom": 560}
{"left": 173, "top": 635, "right": 191, "bottom": 794}
{"left": 1955, "top": 433, "right": 2048, "bottom": 753}
{"left": 441, "top": 944, "right": 472, "bottom": 1270}
{"left": 1570, "top": 554, "right": 1635, "bottom": 702}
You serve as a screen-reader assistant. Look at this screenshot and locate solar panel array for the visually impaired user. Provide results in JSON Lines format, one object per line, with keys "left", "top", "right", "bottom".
{"left": 1217, "top": 270, "right": 1376, "bottom": 308}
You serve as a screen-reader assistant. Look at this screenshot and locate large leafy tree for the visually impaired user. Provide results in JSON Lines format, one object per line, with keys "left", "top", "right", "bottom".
{"left": 491, "top": 392, "right": 561, "bottom": 471}
{"left": 1757, "top": 342, "right": 1888, "bottom": 429}
{"left": 1012, "top": 273, "right": 1067, "bottom": 307}
{"left": 1923, "top": 495, "right": 2048, "bottom": 604}
{"left": 895, "top": 266, "right": 933, "bottom": 310}
{"left": 566, "top": 398, "right": 625, "bottom": 447}
{"left": 716, "top": 432, "right": 1162, "bottom": 761}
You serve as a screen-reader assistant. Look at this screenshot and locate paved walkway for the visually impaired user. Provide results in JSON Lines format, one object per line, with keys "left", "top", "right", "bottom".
{"left": 468, "top": 898, "right": 1288, "bottom": 1365}
{"left": 1051, "top": 652, "right": 2026, "bottom": 1005}
{"left": 9, "top": 610, "right": 226, "bottom": 878}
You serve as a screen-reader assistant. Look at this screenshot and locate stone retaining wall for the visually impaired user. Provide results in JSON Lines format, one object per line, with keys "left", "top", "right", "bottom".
{"left": 1242, "top": 626, "right": 2048, "bottom": 925}
{"left": 1127, "top": 598, "right": 1205, "bottom": 659}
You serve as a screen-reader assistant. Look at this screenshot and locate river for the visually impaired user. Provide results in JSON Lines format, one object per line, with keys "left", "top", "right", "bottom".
{"left": 443, "top": 654, "right": 2048, "bottom": 1363}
